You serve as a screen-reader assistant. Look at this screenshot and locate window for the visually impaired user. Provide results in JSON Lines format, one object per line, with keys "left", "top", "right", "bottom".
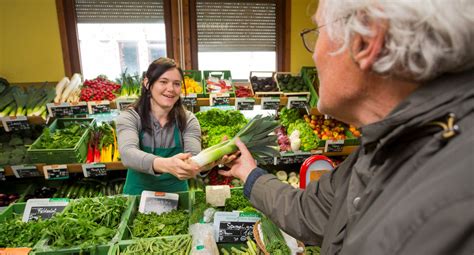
{"left": 65, "top": 0, "right": 169, "bottom": 80}
{"left": 191, "top": 0, "right": 287, "bottom": 79}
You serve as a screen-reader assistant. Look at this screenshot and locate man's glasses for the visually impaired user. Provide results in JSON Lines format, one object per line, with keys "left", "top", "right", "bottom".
{"left": 300, "top": 26, "right": 324, "bottom": 53}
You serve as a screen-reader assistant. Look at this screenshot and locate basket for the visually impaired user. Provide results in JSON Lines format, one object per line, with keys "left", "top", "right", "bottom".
{"left": 274, "top": 72, "right": 311, "bottom": 98}
{"left": 253, "top": 220, "right": 305, "bottom": 255}
{"left": 27, "top": 118, "right": 95, "bottom": 164}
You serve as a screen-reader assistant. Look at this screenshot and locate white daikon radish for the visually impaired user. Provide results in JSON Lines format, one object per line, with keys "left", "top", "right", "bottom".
{"left": 60, "top": 73, "right": 82, "bottom": 103}
{"left": 54, "top": 77, "right": 70, "bottom": 103}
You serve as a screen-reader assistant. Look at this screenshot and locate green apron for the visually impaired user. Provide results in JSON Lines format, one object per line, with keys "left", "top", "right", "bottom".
{"left": 123, "top": 126, "right": 189, "bottom": 195}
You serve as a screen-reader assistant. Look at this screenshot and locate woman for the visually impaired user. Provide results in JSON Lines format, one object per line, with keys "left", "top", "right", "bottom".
{"left": 116, "top": 57, "right": 202, "bottom": 195}
{"left": 220, "top": 0, "right": 474, "bottom": 254}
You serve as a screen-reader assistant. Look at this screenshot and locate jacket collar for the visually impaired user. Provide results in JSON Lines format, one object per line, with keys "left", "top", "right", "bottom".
{"left": 360, "top": 68, "right": 474, "bottom": 148}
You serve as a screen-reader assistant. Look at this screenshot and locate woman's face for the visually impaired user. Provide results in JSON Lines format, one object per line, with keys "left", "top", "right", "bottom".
{"left": 149, "top": 68, "right": 182, "bottom": 110}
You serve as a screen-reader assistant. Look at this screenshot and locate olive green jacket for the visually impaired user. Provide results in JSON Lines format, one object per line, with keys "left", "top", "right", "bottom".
{"left": 246, "top": 69, "right": 474, "bottom": 254}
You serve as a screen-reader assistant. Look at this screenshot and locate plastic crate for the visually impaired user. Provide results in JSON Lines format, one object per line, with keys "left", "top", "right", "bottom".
{"left": 109, "top": 235, "right": 192, "bottom": 255}
{"left": 33, "top": 195, "right": 136, "bottom": 255}
{"left": 274, "top": 72, "right": 311, "bottom": 98}
{"left": 249, "top": 71, "right": 281, "bottom": 97}
{"left": 203, "top": 70, "right": 235, "bottom": 96}
{"left": 317, "top": 130, "right": 361, "bottom": 147}
{"left": 0, "top": 202, "right": 26, "bottom": 222}
{"left": 183, "top": 70, "right": 205, "bottom": 98}
{"left": 27, "top": 118, "right": 95, "bottom": 164}
{"left": 119, "top": 191, "right": 192, "bottom": 241}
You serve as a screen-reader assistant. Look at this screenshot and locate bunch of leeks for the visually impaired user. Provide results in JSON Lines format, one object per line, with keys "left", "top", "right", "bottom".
{"left": 190, "top": 115, "right": 280, "bottom": 167}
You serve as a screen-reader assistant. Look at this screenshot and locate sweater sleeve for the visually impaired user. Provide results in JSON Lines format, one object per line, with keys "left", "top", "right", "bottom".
{"left": 182, "top": 111, "right": 201, "bottom": 156}
{"left": 115, "top": 110, "right": 158, "bottom": 175}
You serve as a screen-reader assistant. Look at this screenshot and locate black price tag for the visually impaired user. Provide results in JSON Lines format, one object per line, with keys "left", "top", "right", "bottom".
{"left": 218, "top": 221, "right": 255, "bottom": 243}
{"left": 116, "top": 98, "right": 136, "bottom": 111}
{"left": 288, "top": 97, "right": 308, "bottom": 109}
{"left": 0, "top": 168, "right": 5, "bottom": 181}
{"left": 82, "top": 163, "right": 107, "bottom": 177}
{"left": 88, "top": 101, "right": 111, "bottom": 114}
{"left": 211, "top": 93, "right": 230, "bottom": 106}
{"left": 22, "top": 198, "right": 69, "bottom": 222}
{"left": 235, "top": 98, "right": 255, "bottom": 111}
{"left": 71, "top": 104, "right": 89, "bottom": 115}
{"left": 43, "top": 165, "right": 69, "bottom": 180}
{"left": 324, "top": 140, "right": 344, "bottom": 153}
{"left": 182, "top": 94, "right": 198, "bottom": 107}
{"left": 257, "top": 156, "right": 275, "bottom": 165}
{"left": 295, "top": 154, "right": 311, "bottom": 164}
{"left": 11, "top": 165, "right": 40, "bottom": 178}
{"left": 2, "top": 116, "right": 30, "bottom": 132}
{"left": 47, "top": 103, "right": 88, "bottom": 117}
{"left": 261, "top": 97, "right": 280, "bottom": 110}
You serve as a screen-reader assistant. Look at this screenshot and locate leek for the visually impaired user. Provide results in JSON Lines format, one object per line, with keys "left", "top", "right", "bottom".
{"left": 0, "top": 86, "right": 14, "bottom": 110}
{"left": 0, "top": 102, "right": 15, "bottom": 117}
{"left": 190, "top": 115, "right": 280, "bottom": 167}
{"left": 12, "top": 87, "right": 27, "bottom": 116}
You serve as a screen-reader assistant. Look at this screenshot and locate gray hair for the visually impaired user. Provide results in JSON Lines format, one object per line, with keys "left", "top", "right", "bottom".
{"left": 320, "top": 0, "right": 474, "bottom": 81}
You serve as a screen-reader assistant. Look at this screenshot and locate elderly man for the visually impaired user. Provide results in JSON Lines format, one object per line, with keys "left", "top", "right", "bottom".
{"left": 219, "top": 0, "right": 474, "bottom": 254}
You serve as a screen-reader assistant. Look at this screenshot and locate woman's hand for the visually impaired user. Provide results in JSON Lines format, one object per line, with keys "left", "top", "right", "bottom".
{"left": 154, "top": 153, "right": 200, "bottom": 180}
{"left": 218, "top": 138, "right": 256, "bottom": 183}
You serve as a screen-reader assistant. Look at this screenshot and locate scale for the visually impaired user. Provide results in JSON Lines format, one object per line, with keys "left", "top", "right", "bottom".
{"left": 299, "top": 155, "right": 334, "bottom": 189}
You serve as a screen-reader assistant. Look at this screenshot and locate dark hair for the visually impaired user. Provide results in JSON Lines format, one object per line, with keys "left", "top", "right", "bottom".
{"left": 133, "top": 57, "right": 187, "bottom": 135}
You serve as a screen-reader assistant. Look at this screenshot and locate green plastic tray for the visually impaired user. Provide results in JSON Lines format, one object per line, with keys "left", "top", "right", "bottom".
{"left": 0, "top": 202, "right": 26, "bottom": 222}
{"left": 203, "top": 70, "right": 235, "bottom": 97}
{"left": 32, "top": 195, "right": 136, "bottom": 255}
{"left": 27, "top": 118, "right": 95, "bottom": 164}
{"left": 119, "top": 191, "right": 192, "bottom": 241}
{"left": 183, "top": 70, "right": 206, "bottom": 98}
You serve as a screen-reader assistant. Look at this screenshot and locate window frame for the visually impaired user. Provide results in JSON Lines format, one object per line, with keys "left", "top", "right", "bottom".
{"left": 56, "top": 0, "right": 290, "bottom": 77}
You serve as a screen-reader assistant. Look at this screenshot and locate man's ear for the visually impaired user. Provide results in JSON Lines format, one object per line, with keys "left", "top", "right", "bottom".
{"left": 143, "top": 77, "right": 149, "bottom": 90}
{"left": 351, "top": 21, "right": 387, "bottom": 71}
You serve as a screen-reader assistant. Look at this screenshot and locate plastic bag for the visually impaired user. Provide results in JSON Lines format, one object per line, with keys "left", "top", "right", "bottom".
{"left": 189, "top": 223, "right": 219, "bottom": 255}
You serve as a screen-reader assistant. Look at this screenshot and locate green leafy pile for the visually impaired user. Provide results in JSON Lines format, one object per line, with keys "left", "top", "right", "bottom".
{"left": 32, "top": 123, "right": 88, "bottom": 149}
{"left": 288, "top": 120, "right": 320, "bottom": 151}
{"left": 131, "top": 210, "right": 189, "bottom": 238}
{"left": 261, "top": 216, "right": 291, "bottom": 255}
{"left": 224, "top": 189, "right": 255, "bottom": 212}
{"left": 43, "top": 196, "right": 128, "bottom": 248}
{"left": 0, "top": 215, "right": 49, "bottom": 247}
{"left": 189, "top": 191, "right": 213, "bottom": 224}
{"left": 278, "top": 107, "right": 301, "bottom": 129}
{"left": 305, "top": 246, "right": 322, "bottom": 255}
{"left": 119, "top": 235, "right": 192, "bottom": 255}
{"left": 195, "top": 109, "right": 248, "bottom": 148}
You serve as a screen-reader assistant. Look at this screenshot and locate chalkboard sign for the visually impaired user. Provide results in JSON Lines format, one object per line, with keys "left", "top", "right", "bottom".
{"left": 2, "top": 116, "right": 30, "bottom": 132}
{"left": 213, "top": 211, "right": 261, "bottom": 243}
{"left": 235, "top": 98, "right": 255, "bottom": 111}
{"left": 115, "top": 98, "right": 136, "bottom": 111}
{"left": 261, "top": 97, "right": 280, "bottom": 110}
{"left": 22, "top": 198, "right": 69, "bottom": 222}
{"left": 0, "top": 167, "right": 5, "bottom": 181}
{"left": 43, "top": 165, "right": 69, "bottom": 180}
{"left": 47, "top": 102, "right": 88, "bottom": 117}
{"left": 11, "top": 165, "right": 40, "bottom": 178}
{"left": 182, "top": 94, "right": 198, "bottom": 107}
{"left": 82, "top": 163, "right": 107, "bottom": 177}
{"left": 210, "top": 93, "right": 230, "bottom": 106}
{"left": 287, "top": 97, "right": 308, "bottom": 110}
{"left": 258, "top": 156, "right": 275, "bottom": 166}
{"left": 325, "top": 140, "right": 344, "bottom": 153}
{"left": 88, "top": 101, "right": 111, "bottom": 114}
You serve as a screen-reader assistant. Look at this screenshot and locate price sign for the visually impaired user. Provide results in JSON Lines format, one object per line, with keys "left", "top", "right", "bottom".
{"left": 88, "top": 101, "right": 111, "bottom": 114}
{"left": 0, "top": 167, "right": 5, "bottom": 181}
{"left": 22, "top": 198, "right": 69, "bottom": 222}
{"left": 11, "top": 165, "right": 40, "bottom": 178}
{"left": 213, "top": 211, "right": 261, "bottom": 243}
{"left": 139, "top": 191, "right": 179, "bottom": 215}
{"left": 182, "top": 94, "right": 198, "bottom": 107}
{"left": 2, "top": 116, "right": 29, "bottom": 132}
{"left": 82, "top": 163, "right": 107, "bottom": 177}
{"left": 261, "top": 97, "right": 280, "bottom": 110}
{"left": 324, "top": 139, "right": 344, "bottom": 153}
{"left": 47, "top": 102, "right": 88, "bottom": 117}
{"left": 210, "top": 93, "right": 230, "bottom": 106}
{"left": 235, "top": 98, "right": 255, "bottom": 111}
{"left": 257, "top": 156, "right": 275, "bottom": 166}
{"left": 115, "top": 98, "right": 136, "bottom": 111}
{"left": 43, "top": 165, "right": 69, "bottom": 180}
{"left": 287, "top": 97, "right": 308, "bottom": 109}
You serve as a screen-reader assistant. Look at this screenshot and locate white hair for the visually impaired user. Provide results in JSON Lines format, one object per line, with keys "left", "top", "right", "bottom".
{"left": 320, "top": 0, "right": 474, "bottom": 81}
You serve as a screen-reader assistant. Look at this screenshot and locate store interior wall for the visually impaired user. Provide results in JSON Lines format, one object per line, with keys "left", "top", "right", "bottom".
{"left": 290, "top": 0, "right": 317, "bottom": 73}
{"left": 0, "top": 0, "right": 64, "bottom": 83}
{"left": 0, "top": 0, "right": 317, "bottom": 83}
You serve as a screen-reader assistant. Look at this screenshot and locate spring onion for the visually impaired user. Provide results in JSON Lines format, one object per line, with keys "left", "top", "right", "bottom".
{"left": 190, "top": 114, "right": 280, "bottom": 167}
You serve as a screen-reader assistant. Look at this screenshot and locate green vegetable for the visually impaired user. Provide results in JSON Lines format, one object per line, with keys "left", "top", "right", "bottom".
{"left": 0, "top": 214, "right": 49, "bottom": 247}
{"left": 261, "top": 216, "right": 290, "bottom": 255}
{"left": 305, "top": 246, "right": 321, "bottom": 255}
{"left": 131, "top": 210, "right": 189, "bottom": 238}
{"left": 190, "top": 115, "right": 280, "bottom": 167}
{"left": 279, "top": 107, "right": 301, "bottom": 129}
{"left": 12, "top": 86, "right": 28, "bottom": 116}
{"left": 32, "top": 122, "right": 88, "bottom": 149}
{"left": 288, "top": 120, "right": 320, "bottom": 151}
{"left": 118, "top": 235, "right": 192, "bottom": 255}
{"left": 224, "top": 189, "right": 254, "bottom": 212}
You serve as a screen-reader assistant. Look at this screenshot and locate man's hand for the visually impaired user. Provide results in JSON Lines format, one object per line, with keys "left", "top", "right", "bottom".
{"left": 154, "top": 153, "right": 200, "bottom": 180}
{"left": 218, "top": 138, "right": 256, "bottom": 183}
